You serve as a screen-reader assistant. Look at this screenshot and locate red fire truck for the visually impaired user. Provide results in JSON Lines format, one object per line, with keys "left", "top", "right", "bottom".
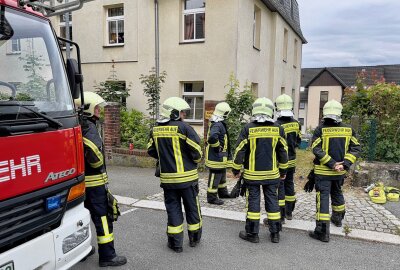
{"left": 0, "top": 0, "right": 93, "bottom": 269}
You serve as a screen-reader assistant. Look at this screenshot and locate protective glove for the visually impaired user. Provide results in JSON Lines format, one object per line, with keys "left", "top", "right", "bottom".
{"left": 303, "top": 169, "right": 315, "bottom": 193}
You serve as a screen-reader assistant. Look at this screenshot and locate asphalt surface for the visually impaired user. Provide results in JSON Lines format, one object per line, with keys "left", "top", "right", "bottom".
{"left": 384, "top": 202, "right": 400, "bottom": 219}
{"left": 73, "top": 208, "right": 400, "bottom": 270}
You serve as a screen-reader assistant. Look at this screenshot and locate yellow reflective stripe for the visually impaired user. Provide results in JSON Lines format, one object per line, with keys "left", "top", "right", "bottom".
{"left": 279, "top": 162, "right": 288, "bottom": 169}
{"left": 188, "top": 222, "right": 202, "bottom": 231}
{"left": 247, "top": 212, "right": 261, "bottom": 220}
{"left": 243, "top": 169, "right": 280, "bottom": 180}
{"left": 280, "top": 137, "right": 288, "bottom": 153}
{"left": 147, "top": 138, "right": 154, "bottom": 149}
{"left": 205, "top": 159, "right": 228, "bottom": 167}
{"left": 272, "top": 137, "right": 278, "bottom": 170}
{"left": 98, "top": 216, "right": 114, "bottom": 244}
{"left": 85, "top": 179, "right": 108, "bottom": 187}
{"left": 172, "top": 137, "right": 184, "bottom": 173}
{"left": 223, "top": 134, "right": 228, "bottom": 152}
{"left": 312, "top": 138, "right": 322, "bottom": 149}
{"left": 161, "top": 169, "right": 198, "bottom": 178}
{"left": 167, "top": 224, "right": 184, "bottom": 234}
{"left": 85, "top": 173, "right": 107, "bottom": 181}
{"left": 267, "top": 212, "right": 281, "bottom": 220}
{"left": 196, "top": 193, "right": 202, "bottom": 225}
{"left": 209, "top": 141, "right": 220, "bottom": 147}
{"left": 85, "top": 173, "right": 108, "bottom": 187}
{"left": 231, "top": 162, "right": 242, "bottom": 170}
{"left": 218, "top": 182, "right": 227, "bottom": 188}
{"left": 288, "top": 160, "right": 296, "bottom": 167}
{"left": 345, "top": 153, "right": 356, "bottom": 163}
{"left": 90, "top": 160, "right": 103, "bottom": 168}
{"left": 83, "top": 137, "right": 104, "bottom": 166}
{"left": 250, "top": 138, "right": 256, "bottom": 171}
{"left": 314, "top": 165, "right": 346, "bottom": 176}
{"left": 332, "top": 204, "right": 345, "bottom": 212}
{"left": 351, "top": 136, "right": 360, "bottom": 145}
{"left": 318, "top": 213, "right": 330, "bottom": 221}
{"left": 279, "top": 200, "right": 285, "bottom": 206}
{"left": 186, "top": 137, "right": 203, "bottom": 157}
{"left": 233, "top": 139, "right": 248, "bottom": 161}
{"left": 316, "top": 191, "right": 321, "bottom": 220}
{"left": 285, "top": 195, "right": 296, "bottom": 202}
{"left": 208, "top": 173, "right": 217, "bottom": 193}
{"left": 320, "top": 154, "right": 331, "bottom": 165}
{"left": 245, "top": 189, "right": 249, "bottom": 214}
{"left": 160, "top": 174, "right": 198, "bottom": 184}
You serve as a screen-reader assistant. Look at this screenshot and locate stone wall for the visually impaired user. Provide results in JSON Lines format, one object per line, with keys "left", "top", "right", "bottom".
{"left": 353, "top": 161, "right": 400, "bottom": 188}
{"left": 103, "top": 102, "right": 121, "bottom": 160}
{"left": 107, "top": 148, "right": 156, "bottom": 168}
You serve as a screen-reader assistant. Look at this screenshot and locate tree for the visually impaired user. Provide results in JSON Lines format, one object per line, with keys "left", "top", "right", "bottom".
{"left": 140, "top": 67, "right": 167, "bottom": 125}
{"left": 224, "top": 73, "right": 255, "bottom": 153}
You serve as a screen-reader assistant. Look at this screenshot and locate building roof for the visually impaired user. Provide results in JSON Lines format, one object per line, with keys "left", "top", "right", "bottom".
{"left": 261, "top": 0, "right": 307, "bottom": 44}
{"left": 301, "top": 64, "right": 400, "bottom": 87}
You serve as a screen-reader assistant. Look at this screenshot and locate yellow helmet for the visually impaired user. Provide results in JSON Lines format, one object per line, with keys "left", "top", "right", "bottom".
{"left": 275, "top": 94, "right": 294, "bottom": 116}
{"left": 74, "top": 91, "right": 106, "bottom": 117}
{"left": 323, "top": 100, "right": 343, "bottom": 121}
{"left": 160, "top": 97, "right": 191, "bottom": 120}
{"left": 213, "top": 102, "right": 231, "bottom": 119}
{"left": 252, "top": 97, "right": 274, "bottom": 118}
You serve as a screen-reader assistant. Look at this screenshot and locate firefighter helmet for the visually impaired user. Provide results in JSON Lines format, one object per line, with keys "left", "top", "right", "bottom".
{"left": 160, "top": 97, "right": 191, "bottom": 120}
{"left": 275, "top": 94, "right": 294, "bottom": 117}
{"left": 252, "top": 97, "right": 274, "bottom": 118}
{"left": 213, "top": 102, "right": 231, "bottom": 119}
{"left": 74, "top": 91, "right": 106, "bottom": 118}
{"left": 323, "top": 100, "right": 343, "bottom": 121}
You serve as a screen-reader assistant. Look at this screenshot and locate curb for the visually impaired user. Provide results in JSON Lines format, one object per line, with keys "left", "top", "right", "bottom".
{"left": 115, "top": 195, "right": 400, "bottom": 246}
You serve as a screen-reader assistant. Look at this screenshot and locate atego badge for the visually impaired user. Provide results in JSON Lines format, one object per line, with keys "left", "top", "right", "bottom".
{"left": 45, "top": 168, "right": 76, "bottom": 182}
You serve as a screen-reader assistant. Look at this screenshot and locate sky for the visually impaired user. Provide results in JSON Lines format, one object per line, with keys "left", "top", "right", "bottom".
{"left": 298, "top": 0, "right": 400, "bottom": 68}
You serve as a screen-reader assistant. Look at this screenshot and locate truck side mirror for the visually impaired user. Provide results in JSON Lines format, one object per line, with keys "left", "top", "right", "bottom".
{"left": 66, "top": 58, "right": 83, "bottom": 99}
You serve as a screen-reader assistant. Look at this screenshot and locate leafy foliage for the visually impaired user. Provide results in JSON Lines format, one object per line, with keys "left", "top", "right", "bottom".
{"left": 342, "top": 72, "right": 400, "bottom": 163}
{"left": 120, "top": 108, "right": 151, "bottom": 149}
{"left": 224, "top": 73, "right": 256, "bottom": 153}
{"left": 140, "top": 67, "right": 167, "bottom": 125}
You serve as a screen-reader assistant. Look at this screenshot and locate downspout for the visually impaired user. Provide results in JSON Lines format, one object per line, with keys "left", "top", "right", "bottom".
{"left": 154, "top": 0, "right": 160, "bottom": 118}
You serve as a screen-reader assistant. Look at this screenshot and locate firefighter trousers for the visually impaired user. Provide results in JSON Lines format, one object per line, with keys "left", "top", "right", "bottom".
{"left": 84, "top": 185, "right": 116, "bottom": 261}
{"left": 164, "top": 185, "right": 202, "bottom": 248}
{"left": 315, "top": 176, "right": 345, "bottom": 223}
{"left": 278, "top": 168, "right": 296, "bottom": 214}
{"left": 245, "top": 181, "right": 281, "bottom": 234}
{"left": 207, "top": 169, "right": 229, "bottom": 199}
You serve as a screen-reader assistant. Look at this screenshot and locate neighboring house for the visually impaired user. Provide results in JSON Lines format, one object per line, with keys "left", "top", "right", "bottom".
{"left": 298, "top": 65, "right": 400, "bottom": 134}
{"left": 50, "top": 0, "right": 306, "bottom": 134}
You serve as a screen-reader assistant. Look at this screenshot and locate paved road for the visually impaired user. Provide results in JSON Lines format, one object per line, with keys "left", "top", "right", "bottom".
{"left": 73, "top": 208, "right": 400, "bottom": 270}
{"left": 384, "top": 202, "right": 400, "bottom": 219}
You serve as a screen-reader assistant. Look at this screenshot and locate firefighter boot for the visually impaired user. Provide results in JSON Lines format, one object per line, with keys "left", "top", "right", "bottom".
{"left": 189, "top": 230, "right": 202, "bottom": 247}
{"left": 285, "top": 201, "right": 296, "bottom": 220}
{"left": 218, "top": 187, "right": 232, "bottom": 198}
{"left": 99, "top": 256, "right": 127, "bottom": 267}
{"left": 309, "top": 221, "right": 330, "bottom": 243}
{"left": 280, "top": 206, "right": 286, "bottom": 224}
{"left": 268, "top": 219, "right": 281, "bottom": 243}
{"left": 270, "top": 232, "right": 280, "bottom": 243}
{"left": 331, "top": 211, "right": 345, "bottom": 227}
{"left": 167, "top": 236, "right": 183, "bottom": 253}
{"left": 207, "top": 193, "right": 224, "bottom": 205}
{"left": 239, "top": 231, "right": 260, "bottom": 243}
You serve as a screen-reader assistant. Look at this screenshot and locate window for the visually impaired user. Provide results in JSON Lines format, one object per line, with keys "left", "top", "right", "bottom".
{"left": 182, "top": 82, "right": 204, "bottom": 122}
{"left": 6, "top": 39, "right": 21, "bottom": 54}
{"left": 106, "top": 6, "right": 124, "bottom": 45}
{"left": 293, "top": 38, "right": 298, "bottom": 67}
{"left": 281, "top": 87, "right": 285, "bottom": 94}
{"left": 319, "top": 91, "right": 329, "bottom": 121}
{"left": 182, "top": 0, "right": 205, "bottom": 41}
{"left": 299, "top": 118, "right": 304, "bottom": 126}
{"left": 283, "top": 28, "right": 288, "bottom": 62}
{"left": 59, "top": 12, "right": 72, "bottom": 48}
{"left": 253, "top": 5, "right": 261, "bottom": 50}
{"left": 299, "top": 102, "right": 305, "bottom": 109}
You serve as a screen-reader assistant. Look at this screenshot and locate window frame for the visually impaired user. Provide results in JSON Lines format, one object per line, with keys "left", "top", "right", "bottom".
{"left": 182, "top": 1, "right": 205, "bottom": 43}
{"left": 253, "top": 5, "right": 261, "bottom": 50}
{"left": 6, "top": 38, "right": 21, "bottom": 54}
{"left": 106, "top": 6, "right": 125, "bottom": 46}
{"left": 299, "top": 102, "right": 305, "bottom": 110}
{"left": 182, "top": 81, "right": 204, "bottom": 123}
{"left": 283, "top": 28, "right": 288, "bottom": 62}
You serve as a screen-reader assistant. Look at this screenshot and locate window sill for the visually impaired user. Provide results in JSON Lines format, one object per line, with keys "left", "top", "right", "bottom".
{"left": 184, "top": 120, "right": 204, "bottom": 125}
{"left": 6, "top": 52, "right": 21, "bottom": 55}
{"left": 179, "top": 40, "right": 205, "bottom": 45}
{"left": 103, "top": 44, "right": 125, "bottom": 48}
{"left": 253, "top": 46, "right": 260, "bottom": 51}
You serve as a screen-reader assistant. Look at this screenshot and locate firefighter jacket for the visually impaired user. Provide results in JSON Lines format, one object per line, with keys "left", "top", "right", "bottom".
{"left": 276, "top": 117, "right": 301, "bottom": 168}
{"left": 311, "top": 119, "right": 361, "bottom": 177}
{"left": 232, "top": 121, "right": 289, "bottom": 183}
{"left": 147, "top": 120, "right": 203, "bottom": 189}
{"left": 81, "top": 118, "right": 108, "bottom": 187}
{"left": 205, "top": 121, "right": 231, "bottom": 170}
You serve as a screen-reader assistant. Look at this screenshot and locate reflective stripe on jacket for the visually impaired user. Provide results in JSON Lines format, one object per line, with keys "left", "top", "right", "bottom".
{"left": 205, "top": 121, "right": 231, "bottom": 169}
{"left": 276, "top": 117, "right": 301, "bottom": 168}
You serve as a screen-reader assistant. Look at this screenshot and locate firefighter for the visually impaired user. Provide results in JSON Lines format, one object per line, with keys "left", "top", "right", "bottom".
{"left": 232, "top": 97, "right": 288, "bottom": 243}
{"left": 308, "top": 99, "right": 361, "bottom": 242}
{"left": 205, "top": 102, "right": 233, "bottom": 205}
{"left": 74, "top": 92, "right": 127, "bottom": 267}
{"left": 274, "top": 94, "right": 301, "bottom": 223}
{"left": 147, "top": 97, "right": 203, "bottom": 253}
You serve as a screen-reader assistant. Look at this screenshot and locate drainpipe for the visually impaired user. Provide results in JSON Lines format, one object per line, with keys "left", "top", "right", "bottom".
{"left": 154, "top": 0, "right": 160, "bottom": 118}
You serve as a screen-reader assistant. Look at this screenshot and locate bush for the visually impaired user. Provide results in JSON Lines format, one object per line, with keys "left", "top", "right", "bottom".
{"left": 120, "top": 109, "right": 151, "bottom": 149}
